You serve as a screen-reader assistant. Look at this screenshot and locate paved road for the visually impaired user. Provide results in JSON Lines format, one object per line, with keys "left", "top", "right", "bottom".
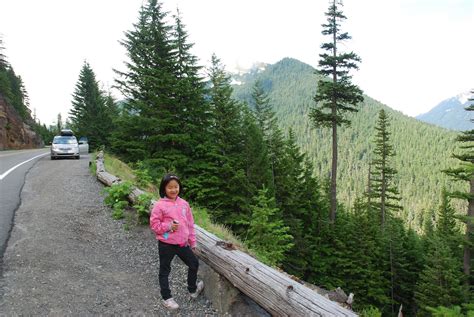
{"left": 0, "top": 149, "right": 50, "bottom": 256}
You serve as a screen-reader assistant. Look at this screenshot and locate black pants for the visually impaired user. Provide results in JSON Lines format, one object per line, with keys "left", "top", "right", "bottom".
{"left": 158, "top": 240, "right": 199, "bottom": 300}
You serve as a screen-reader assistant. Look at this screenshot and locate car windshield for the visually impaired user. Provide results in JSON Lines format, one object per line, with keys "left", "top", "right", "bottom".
{"left": 53, "top": 136, "right": 77, "bottom": 144}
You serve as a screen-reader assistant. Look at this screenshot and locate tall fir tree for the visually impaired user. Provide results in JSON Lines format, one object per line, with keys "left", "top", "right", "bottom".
{"left": 437, "top": 188, "right": 463, "bottom": 257}
{"left": 415, "top": 234, "right": 464, "bottom": 315}
{"left": 251, "top": 80, "right": 277, "bottom": 140}
{"left": 169, "top": 9, "right": 216, "bottom": 201}
{"left": 113, "top": 0, "right": 184, "bottom": 169}
{"left": 309, "top": 0, "right": 364, "bottom": 222}
{"left": 365, "top": 110, "right": 409, "bottom": 314}
{"left": 287, "top": 158, "right": 326, "bottom": 280}
{"left": 367, "top": 109, "right": 402, "bottom": 227}
{"left": 250, "top": 80, "right": 287, "bottom": 194}
{"left": 69, "top": 61, "right": 112, "bottom": 150}
{"left": 205, "top": 54, "right": 252, "bottom": 232}
{"left": 276, "top": 130, "right": 315, "bottom": 275}
{"left": 338, "top": 198, "right": 389, "bottom": 311}
{"left": 241, "top": 107, "right": 272, "bottom": 192}
{"left": 443, "top": 92, "right": 474, "bottom": 293}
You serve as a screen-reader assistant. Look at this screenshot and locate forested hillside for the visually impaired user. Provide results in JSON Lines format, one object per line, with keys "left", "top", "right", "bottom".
{"left": 233, "top": 58, "right": 463, "bottom": 229}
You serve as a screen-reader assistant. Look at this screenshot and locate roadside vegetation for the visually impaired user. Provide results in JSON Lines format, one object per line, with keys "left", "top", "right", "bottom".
{"left": 96, "top": 150, "right": 248, "bottom": 254}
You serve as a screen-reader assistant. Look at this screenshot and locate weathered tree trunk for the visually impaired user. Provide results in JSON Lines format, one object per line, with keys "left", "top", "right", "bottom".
{"left": 96, "top": 171, "right": 121, "bottom": 186}
{"left": 196, "top": 227, "right": 357, "bottom": 316}
{"left": 465, "top": 178, "right": 474, "bottom": 283}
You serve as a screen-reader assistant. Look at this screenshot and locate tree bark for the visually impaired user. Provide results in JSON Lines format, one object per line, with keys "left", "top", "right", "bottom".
{"left": 195, "top": 227, "right": 357, "bottom": 316}
{"left": 465, "top": 178, "right": 474, "bottom": 283}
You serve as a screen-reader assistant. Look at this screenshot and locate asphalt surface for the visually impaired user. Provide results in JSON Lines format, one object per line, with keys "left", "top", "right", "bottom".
{"left": 0, "top": 149, "right": 50, "bottom": 257}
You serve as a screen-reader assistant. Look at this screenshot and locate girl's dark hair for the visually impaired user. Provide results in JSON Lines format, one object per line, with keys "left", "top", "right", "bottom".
{"left": 159, "top": 174, "right": 182, "bottom": 198}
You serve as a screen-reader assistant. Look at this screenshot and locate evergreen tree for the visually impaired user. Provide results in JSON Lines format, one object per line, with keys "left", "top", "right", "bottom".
{"left": 251, "top": 80, "right": 277, "bottom": 140}
{"left": 443, "top": 93, "right": 474, "bottom": 292}
{"left": 437, "top": 188, "right": 463, "bottom": 256}
{"left": 289, "top": 158, "right": 326, "bottom": 280}
{"left": 383, "top": 218, "right": 423, "bottom": 316}
{"left": 367, "top": 109, "right": 402, "bottom": 227}
{"left": 69, "top": 61, "right": 111, "bottom": 150}
{"left": 205, "top": 54, "right": 252, "bottom": 231}
{"left": 0, "top": 37, "right": 7, "bottom": 68}
{"left": 343, "top": 198, "right": 390, "bottom": 311}
{"left": 5, "top": 68, "right": 30, "bottom": 119}
{"left": 249, "top": 80, "right": 285, "bottom": 194}
{"left": 309, "top": 0, "right": 364, "bottom": 222}
{"left": 169, "top": 9, "right": 216, "bottom": 201}
{"left": 246, "top": 187, "right": 293, "bottom": 267}
{"left": 241, "top": 107, "right": 272, "bottom": 192}
{"left": 276, "top": 131, "right": 313, "bottom": 275}
{"left": 364, "top": 109, "right": 405, "bottom": 314}
{"left": 252, "top": 80, "right": 287, "bottom": 193}
{"left": 415, "top": 234, "right": 464, "bottom": 315}
{"left": 113, "top": 0, "right": 183, "bottom": 168}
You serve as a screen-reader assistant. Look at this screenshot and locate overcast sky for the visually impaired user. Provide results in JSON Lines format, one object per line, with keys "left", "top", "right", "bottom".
{"left": 1, "top": 0, "right": 473, "bottom": 125}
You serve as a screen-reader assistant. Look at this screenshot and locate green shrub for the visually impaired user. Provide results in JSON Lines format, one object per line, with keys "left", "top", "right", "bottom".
{"left": 103, "top": 182, "right": 133, "bottom": 221}
{"left": 112, "top": 200, "right": 128, "bottom": 220}
{"left": 360, "top": 306, "right": 382, "bottom": 317}
{"left": 133, "top": 161, "right": 153, "bottom": 189}
{"left": 427, "top": 305, "right": 474, "bottom": 317}
{"left": 133, "top": 193, "right": 154, "bottom": 224}
{"left": 103, "top": 181, "right": 133, "bottom": 207}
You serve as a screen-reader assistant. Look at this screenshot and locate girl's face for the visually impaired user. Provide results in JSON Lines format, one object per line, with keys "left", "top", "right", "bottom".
{"left": 165, "top": 179, "right": 179, "bottom": 200}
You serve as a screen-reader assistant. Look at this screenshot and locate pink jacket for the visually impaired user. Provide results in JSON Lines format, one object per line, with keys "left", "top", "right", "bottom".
{"left": 150, "top": 196, "right": 197, "bottom": 248}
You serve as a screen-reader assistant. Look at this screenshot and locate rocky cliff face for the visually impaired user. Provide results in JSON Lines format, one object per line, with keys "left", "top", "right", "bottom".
{"left": 0, "top": 93, "right": 43, "bottom": 150}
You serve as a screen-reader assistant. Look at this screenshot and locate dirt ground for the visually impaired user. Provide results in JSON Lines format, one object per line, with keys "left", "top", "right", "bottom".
{"left": 0, "top": 155, "right": 217, "bottom": 316}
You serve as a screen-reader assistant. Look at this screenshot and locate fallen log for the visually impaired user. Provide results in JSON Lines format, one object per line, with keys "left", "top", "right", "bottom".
{"left": 96, "top": 170, "right": 121, "bottom": 186}
{"left": 195, "top": 227, "right": 357, "bottom": 316}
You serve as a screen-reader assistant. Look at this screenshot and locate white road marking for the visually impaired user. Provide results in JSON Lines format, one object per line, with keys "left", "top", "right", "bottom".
{"left": 0, "top": 152, "right": 49, "bottom": 180}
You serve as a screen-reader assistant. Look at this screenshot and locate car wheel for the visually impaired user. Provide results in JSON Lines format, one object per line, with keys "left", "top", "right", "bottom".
{"left": 51, "top": 156, "right": 55, "bottom": 160}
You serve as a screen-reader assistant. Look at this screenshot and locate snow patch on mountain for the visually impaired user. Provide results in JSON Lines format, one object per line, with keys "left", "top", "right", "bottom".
{"left": 457, "top": 90, "right": 473, "bottom": 104}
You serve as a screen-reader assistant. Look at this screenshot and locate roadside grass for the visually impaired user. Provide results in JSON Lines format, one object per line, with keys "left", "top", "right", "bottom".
{"left": 193, "top": 207, "right": 247, "bottom": 252}
{"left": 103, "top": 152, "right": 159, "bottom": 197}
{"left": 103, "top": 152, "right": 136, "bottom": 183}
{"left": 89, "top": 153, "right": 97, "bottom": 175}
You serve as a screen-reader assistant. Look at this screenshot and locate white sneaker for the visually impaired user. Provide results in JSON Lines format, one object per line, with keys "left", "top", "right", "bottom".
{"left": 162, "top": 297, "right": 179, "bottom": 310}
{"left": 190, "top": 280, "right": 204, "bottom": 299}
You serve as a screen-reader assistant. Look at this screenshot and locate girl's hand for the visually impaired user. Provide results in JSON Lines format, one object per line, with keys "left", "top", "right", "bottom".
{"left": 171, "top": 220, "right": 179, "bottom": 232}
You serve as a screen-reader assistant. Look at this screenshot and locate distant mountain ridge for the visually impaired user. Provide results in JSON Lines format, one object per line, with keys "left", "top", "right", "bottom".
{"left": 231, "top": 57, "right": 462, "bottom": 227}
{"left": 416, "top": 91, "right": 473, "bottom": 131}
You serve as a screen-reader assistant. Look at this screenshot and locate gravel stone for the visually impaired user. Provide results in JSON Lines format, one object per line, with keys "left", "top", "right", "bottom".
{"left": 0, "top": 155, "right": 219, "bottom": 316}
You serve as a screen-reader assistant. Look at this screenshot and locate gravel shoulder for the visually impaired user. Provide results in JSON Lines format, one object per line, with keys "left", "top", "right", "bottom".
{"left": 0, "top": 154, "right": 217, "bottom": 316}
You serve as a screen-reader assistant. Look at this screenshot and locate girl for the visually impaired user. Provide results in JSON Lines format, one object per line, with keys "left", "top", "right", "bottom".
{"left": 150, "top": 174, "right": 204, "bottom": 311}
